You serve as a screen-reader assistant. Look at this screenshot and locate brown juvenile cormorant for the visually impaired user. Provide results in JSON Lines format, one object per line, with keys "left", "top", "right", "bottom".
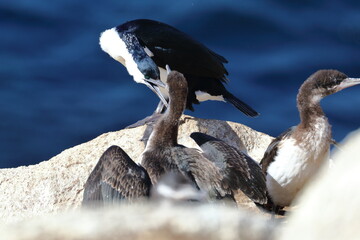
{"left": 141, "top": 70, "right": 233, "bottom": 201}
{"left": 260, "top": 69, "right": 360, "bottom": 209}
{"left": 190, "top": 132, "right": 267, "bottom": 204}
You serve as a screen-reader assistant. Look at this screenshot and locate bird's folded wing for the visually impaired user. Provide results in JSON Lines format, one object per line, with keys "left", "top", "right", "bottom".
{"left": 191, "top": 132, "right": 267, "bottom": 204}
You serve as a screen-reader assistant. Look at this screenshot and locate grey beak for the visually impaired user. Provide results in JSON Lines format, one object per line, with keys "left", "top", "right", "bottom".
{"left": 143, "top": 80, "right": 169, "bottom": 108}
{"left": 337, "top": 78, "right": 360, "bottom": 91}
{"left": 144, "top": 78, "right": 166, "bottom": 88}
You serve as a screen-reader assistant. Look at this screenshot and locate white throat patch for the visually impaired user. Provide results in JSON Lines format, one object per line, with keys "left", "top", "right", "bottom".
{"left": 99, "top": 28, "right": 145, "bottom": 84}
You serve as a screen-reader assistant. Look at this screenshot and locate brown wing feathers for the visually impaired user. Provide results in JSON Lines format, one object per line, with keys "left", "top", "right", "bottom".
{"left": 82, "top": 145, "right": 151, "bottom": 205}
{"left": 190, "top": 132, "right": 267, "bottom": 204}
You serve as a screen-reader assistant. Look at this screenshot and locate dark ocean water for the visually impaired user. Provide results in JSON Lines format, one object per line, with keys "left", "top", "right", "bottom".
{"left": 1, "top": 0, "right": 360, "bottom": 168}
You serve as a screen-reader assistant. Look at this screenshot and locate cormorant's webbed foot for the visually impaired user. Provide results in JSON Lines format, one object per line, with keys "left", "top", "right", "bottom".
{"left": 125, "top": 112, "right": 162, "bottom": 129}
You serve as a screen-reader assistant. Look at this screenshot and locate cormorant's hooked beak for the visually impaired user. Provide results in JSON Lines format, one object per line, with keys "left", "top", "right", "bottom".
{"left": 143, "top": 79, "right": 169, "bottom": 108}
{"left": 337, "top": 78, "right": 360, "bottom": 91}
{"left": 144, "top": 78, "right": 166, "bottom": 88}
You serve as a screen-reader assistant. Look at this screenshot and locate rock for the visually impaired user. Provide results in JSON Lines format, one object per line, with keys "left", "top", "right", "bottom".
{"left": 0, "top": 203, "right": 278, "bottom": 240}
{"left": 278, "top": 128, "right": 360, "bottom": 240}
{"left": 0, "top": 115, "right": 273, "bottom": 225}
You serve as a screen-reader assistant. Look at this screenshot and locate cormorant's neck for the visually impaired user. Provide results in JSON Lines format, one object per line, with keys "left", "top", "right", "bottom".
{"left": 149, "top": 95, "right": 186, "bottom": 147}
{"left": 296, "top": 86, "right": 325, "bottom": 129}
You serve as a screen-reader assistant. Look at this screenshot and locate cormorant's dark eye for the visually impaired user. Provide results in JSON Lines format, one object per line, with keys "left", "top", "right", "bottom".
{"left": 144, "top": 75, "right": 150, "bottom": 80}
{"left": 335, "top": 78, "right": 342, "bottom": 85}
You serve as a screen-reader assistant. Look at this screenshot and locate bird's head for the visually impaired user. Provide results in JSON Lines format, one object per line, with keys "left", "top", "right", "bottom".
{"left": 300, "top": 70, "right": 360, "bottom": 102}
{"left": 137, "top": 57, "right": 161, "bottom": 81}
{"left": 167, "top": 70, "right": 188, "bottom": 101}
{"left": 167, "top": 70, "right": 187, "bottom": 91}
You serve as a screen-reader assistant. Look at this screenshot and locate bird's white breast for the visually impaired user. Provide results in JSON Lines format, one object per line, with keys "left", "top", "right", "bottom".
{"left": 99, "top": 28, "right": 144, "bottom": 84}
{"left": 267, "top": 118, "right": 331, "bottom": 206}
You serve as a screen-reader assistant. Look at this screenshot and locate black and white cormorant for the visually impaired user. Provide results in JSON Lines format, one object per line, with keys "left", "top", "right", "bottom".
{"left": 190, "top": 132, "right": 267, "bottom": 204}
{"left": 260, "top": 70, "right": 360, "bottom": 209}
{"left": 99, "top": 19, "right": 258, "bottom": 116}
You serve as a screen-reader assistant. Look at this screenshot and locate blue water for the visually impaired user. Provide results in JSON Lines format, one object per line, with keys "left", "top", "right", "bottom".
{"left": 1, "top": 0, "right": 360, "bottom": 168}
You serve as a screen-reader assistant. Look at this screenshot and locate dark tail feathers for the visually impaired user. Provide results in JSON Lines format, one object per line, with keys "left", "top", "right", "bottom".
{"left": 224, "top": 93, "right": 259, "bottom": 117}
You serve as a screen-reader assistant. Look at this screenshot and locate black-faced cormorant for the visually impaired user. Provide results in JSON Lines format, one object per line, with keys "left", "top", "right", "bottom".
{"left": 99, "top": 19, "right": 258, "bottom": 116}
{"left": 190, "top": 132, "right": 267, "bottom": 204}
{"left": 260, "top": 70, "right": 360, "bottom": 209}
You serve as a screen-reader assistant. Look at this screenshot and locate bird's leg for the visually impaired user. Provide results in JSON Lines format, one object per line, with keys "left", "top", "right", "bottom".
{"left": 155, "top": 100, "right": 168, "bottom": 114}
{"left": 125, "top": 113, "right": 162, "bottom": 129}
{"left": 272, "top": 205, "right": 285, "bottom": 218}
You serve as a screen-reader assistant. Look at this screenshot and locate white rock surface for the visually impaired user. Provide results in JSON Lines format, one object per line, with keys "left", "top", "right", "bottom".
{"left": 0, "top": 115, "right": 273, "bottom": 225}
{"left": 278, "top": 128, "right": 360, "bottom": 240}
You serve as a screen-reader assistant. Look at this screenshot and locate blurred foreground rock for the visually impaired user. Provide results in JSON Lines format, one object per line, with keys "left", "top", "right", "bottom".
{"left": 278, "top": 129, "right": 360, "bottom": 240}
{"left": 0, "top": 115, "right": 273, "bottom": 225}
{"left": 0, "top": 203, "right": 278, "bottom": 240}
